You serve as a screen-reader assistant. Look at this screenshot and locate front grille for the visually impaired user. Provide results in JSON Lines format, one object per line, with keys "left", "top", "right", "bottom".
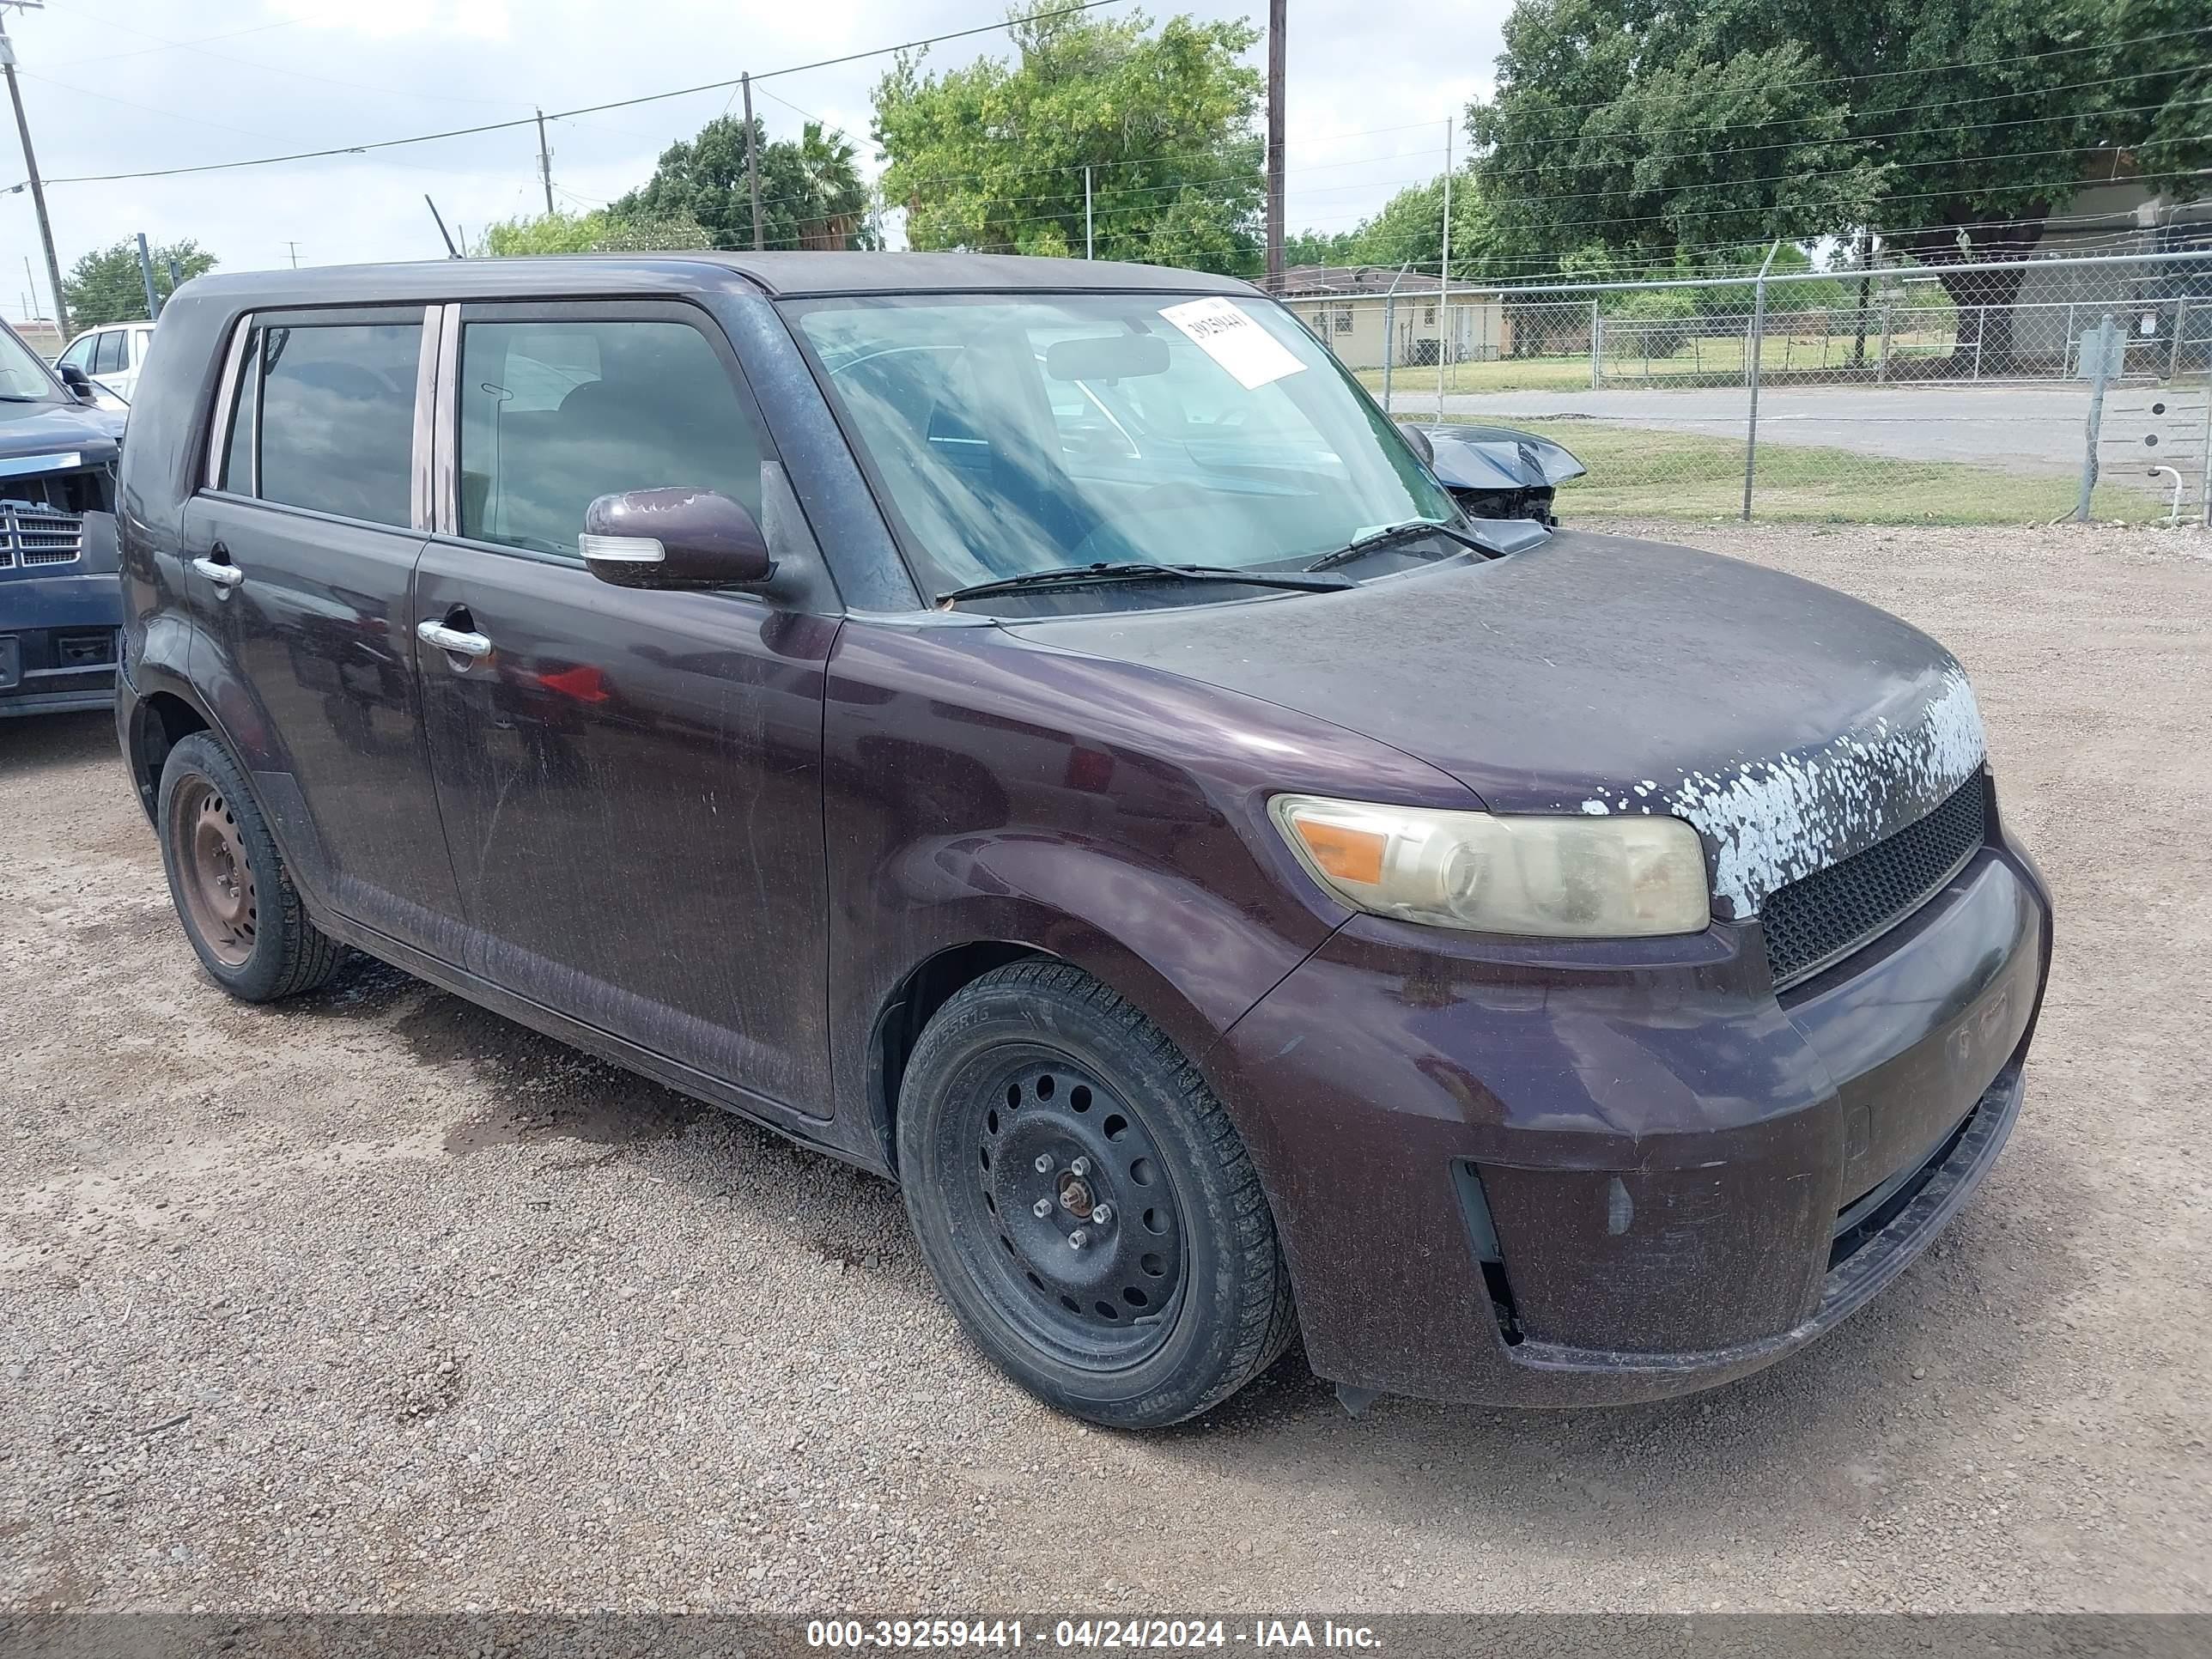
{"left": 1761, "top": 775, "right": 1987, "bottom": 991}
{"left": 0, "top": 501, "right": 85, "bottom": 568}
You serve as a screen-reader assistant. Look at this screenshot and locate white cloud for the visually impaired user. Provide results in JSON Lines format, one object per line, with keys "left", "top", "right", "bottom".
{"left": 0, "top": 0, "right": 1512, "bottom": 327}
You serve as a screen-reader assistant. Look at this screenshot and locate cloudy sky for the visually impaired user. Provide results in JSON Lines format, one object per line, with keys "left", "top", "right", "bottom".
{"left": 0, "top": 0, "right": 1504, "bottom": 326}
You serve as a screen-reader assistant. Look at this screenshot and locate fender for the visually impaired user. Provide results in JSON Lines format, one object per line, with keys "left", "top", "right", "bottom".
{"left": 120, "top": 621, "right": 342, "bottom": 931}
{"left": 842, "top": 843, "right": 1343, "bottom": 1184}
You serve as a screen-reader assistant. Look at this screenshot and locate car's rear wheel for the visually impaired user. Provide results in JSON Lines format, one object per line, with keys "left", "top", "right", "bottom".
{"left": 157, "top": 733, "right": 343, "bottom": 1002}
{"left": 897, "top": 961, "right": 1295, "bottom": 1428}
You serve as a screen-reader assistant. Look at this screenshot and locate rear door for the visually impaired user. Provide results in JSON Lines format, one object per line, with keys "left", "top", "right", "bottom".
{"left": 186, "top": 306, "right": 466, "bottom": 958}
{"left": 411, "top": 300, "right": 837, "bottom": 1116}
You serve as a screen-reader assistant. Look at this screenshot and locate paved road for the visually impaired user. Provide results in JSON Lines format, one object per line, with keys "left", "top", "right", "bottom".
{"left": 4, "top": 523, "right": 2209, "bottom": 1619}
{"left": 1394, "top": 383, "right": 2101, "bottom": 474}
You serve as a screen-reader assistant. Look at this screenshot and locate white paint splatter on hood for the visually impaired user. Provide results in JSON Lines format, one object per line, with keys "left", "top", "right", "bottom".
{"left": 1666, "top": 665, "right": 1986, "bottom": 919}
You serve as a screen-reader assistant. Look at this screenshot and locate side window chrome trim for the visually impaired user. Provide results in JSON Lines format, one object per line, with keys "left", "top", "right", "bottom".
{"left": 204, "top": 315, "right": 252, "bottom": 493}
{"left": 430, "top": 301, "right": 461, "bottom": 538}
{"left": 410, "top": 302, "right": 442, "bottom": 533}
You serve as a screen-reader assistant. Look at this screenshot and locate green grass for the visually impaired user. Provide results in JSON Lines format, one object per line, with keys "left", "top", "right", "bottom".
{"left": 1452, "top": 417, "right": 2168, "bottom": 526}
{"left": 1354, "top": 330, "right": 1964, "bottom": 395}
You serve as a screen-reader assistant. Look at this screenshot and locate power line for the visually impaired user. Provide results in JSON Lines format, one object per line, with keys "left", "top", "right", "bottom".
{"left": 1471, "top": 22, "right": 2212, "bottom": 124}
{"left": 873, "top": 70, "right": 2201, "bottom": 204}
{"left": 40, "top": 15, "right": 299, "bottom": 73}
{"left": 40, "top": 0, "right": 1131, "bottom": 187}
{"left": 54, "top": 0, "right": 526, "bottom": 110}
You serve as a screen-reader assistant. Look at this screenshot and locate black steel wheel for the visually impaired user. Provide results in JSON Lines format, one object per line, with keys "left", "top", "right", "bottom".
{"left": 898, "top": 961, "right": 1296, "bottom": 1427}
{"left": 156, "top": 733, "right": 343, "bottom": 1002}
{"left": 957, "top": 1051, "right": 1187, "bottom": 1366}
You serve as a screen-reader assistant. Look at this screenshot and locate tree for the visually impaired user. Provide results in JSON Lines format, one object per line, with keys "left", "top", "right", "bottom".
{"left": 475, "top": 208, "right": 710, "bottom": 257}
{"left": 616, "top": 117, "right": 870, "bottom": 252}
{"left": 872, "top": 8, "right": 1264, "bottom": 274}
{"left": 1340, "top": 172, "right": 1496, "bottom": 275}
{"left": 62, "top": 238, "right": 216, "bottom": 329}
{"left": 1283, "top": 228, "right": 1359, "bottom": 268}
{"left": 1467, "top": 0, "right": 2212, "bottom": 368}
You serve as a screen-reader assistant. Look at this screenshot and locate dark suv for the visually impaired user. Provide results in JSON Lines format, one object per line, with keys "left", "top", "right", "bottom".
{"left": 115, "top": 254, "right": 2051, "bottom": 1427}
{"left": 0, "top": 313, "right": 126, "bottom": 718}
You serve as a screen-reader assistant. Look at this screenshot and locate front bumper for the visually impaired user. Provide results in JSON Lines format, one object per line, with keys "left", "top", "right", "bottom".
{"left": 0, "top": 569, "right": 120, "bottom": 718}
{"left": 1212, "top": 806, "right": 2052, "bottom": 1407}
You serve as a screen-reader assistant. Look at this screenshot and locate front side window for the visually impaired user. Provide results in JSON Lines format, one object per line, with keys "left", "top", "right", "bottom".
{"left": 793, "top": 292, "right": 1452, "bottom": 596}
{"left": 58, "top": 336, "right": 94, "bottom": 371}
{"left": 254, "top": 321, "right": 421, "bottom": 527}
{"left": 456, "top": 318, "right": 761, "bottom": 557}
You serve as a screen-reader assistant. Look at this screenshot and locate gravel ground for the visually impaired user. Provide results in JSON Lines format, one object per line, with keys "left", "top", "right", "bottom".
{"left": 3, "top": 521, "right": 2209, "bottom": 1617}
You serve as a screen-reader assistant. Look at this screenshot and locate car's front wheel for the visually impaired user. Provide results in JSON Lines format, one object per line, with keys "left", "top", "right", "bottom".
{"left": 156, "top": 732, "right": 343, "bottom": 1002}
{"left": 897, "top": 961, "right": 1296, "bottom": 1428}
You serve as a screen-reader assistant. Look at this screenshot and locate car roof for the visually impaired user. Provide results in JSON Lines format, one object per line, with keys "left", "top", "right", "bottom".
{"left": 174, "top": 251, "right": 1261, "bottom": 308}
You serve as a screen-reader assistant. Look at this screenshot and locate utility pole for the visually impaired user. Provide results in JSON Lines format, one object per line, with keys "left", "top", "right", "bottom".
{"left": 1084, "top": 166, "right": 1093, "bottom": 260}
{"left": 1436, "top": 116, "right": 1451, "bottom": 415}
{"left": 133, "top": 231, "right": 159, "bottom": 318}
{"left": 1264, "top": 0, "right": 1285, "bottom": 291}
{"left": 0, "top": 3, "right": 69, "bottom": 338}
{"left": 741, "top": 73, "right": 764, "bottom": 252}
{"left": 534, "top": 107, "right": 554, "bottom": 216}
{"left": 285, "top": 240, "right": 301, "bottom": 270}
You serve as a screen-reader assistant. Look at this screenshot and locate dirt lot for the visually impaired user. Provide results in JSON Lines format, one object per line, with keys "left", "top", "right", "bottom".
{"left": 3, "top": 522, "right": 2209, "bottom": 1616}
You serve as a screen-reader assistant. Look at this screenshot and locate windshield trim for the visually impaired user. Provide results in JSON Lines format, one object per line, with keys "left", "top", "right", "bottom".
{"left": 775, "top": 287, "right": 1464, "bottom": 616}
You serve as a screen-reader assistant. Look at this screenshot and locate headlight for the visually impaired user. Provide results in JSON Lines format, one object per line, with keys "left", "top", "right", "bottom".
{"left": 1269, "top": 794, "right": 1711, "bottom": 937}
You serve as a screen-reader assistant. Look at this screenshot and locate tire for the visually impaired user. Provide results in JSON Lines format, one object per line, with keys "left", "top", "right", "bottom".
{"left": 156, "top": 732, "right": 343, "bottom": 1002}
{"left": 896, "top": 961, "right": 1296, "bottom": 1428}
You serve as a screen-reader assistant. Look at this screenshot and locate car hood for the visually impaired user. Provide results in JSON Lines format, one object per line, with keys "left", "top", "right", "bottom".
{"left": 0, "top": 398, "right": 123, "bottom": 463}
{"left": 1013, "top": 529, "right": 1986, "bottom": 921}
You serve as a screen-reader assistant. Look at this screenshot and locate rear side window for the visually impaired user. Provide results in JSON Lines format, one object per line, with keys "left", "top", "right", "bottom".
{"left": 92, "top": 331, "right": 127, "bottom": 375}
{"left": 456, "top": 318, "right": 760, "bottom": 557}
{"left": 255, "top": 322, "right": 421, "bottom": 527}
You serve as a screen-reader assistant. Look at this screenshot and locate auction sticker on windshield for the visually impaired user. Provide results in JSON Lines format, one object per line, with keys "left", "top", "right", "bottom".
{"left": 1158, "top": 296, "right": 1305, "bottom": 391}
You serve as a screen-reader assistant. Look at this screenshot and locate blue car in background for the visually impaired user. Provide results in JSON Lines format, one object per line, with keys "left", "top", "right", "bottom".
{"left": 0, "top": 315, "right": 126, "bottom": 718}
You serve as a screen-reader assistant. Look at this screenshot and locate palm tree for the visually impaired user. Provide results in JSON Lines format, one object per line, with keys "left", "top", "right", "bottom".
{"left": 794, "top": 122, "right": 871, "bottom": 249}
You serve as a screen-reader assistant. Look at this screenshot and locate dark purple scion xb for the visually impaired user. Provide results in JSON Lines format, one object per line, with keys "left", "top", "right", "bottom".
{"left": 113, "top": 255, "right": 2051, "bottom": 1427}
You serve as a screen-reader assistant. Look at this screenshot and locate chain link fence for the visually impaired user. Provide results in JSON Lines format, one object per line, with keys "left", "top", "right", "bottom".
{"left": 1291, "top": 249, "right": 2212, "bottom": 526}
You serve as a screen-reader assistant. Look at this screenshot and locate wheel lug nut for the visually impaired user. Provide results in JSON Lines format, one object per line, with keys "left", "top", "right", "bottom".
{"left": 1091, "top": 1203, "right": 1114, "bottom": 1226}
{"left": 1032, "top": 1198, "right": 1053, "bottom": 1218}
{"left": 1034, "top": 1154, "right": 1053, "bottom": 1174}
{"left": 1070, "top": 1157, "right": 1091, "bottom": 1177}
{"left": 1068, "top": 1229, "right": 1089, "bottom": 1250}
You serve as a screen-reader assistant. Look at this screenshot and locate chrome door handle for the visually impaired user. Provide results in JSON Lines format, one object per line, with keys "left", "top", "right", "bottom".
{"left": 416, "top": 618, "right": 493, "bottom": 658}
{"left": 190, "top": 556, "right": 243, "bottom": 589}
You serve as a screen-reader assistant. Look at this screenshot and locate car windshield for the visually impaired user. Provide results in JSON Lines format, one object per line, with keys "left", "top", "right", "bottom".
{"left": 791, "top": 291, "right": 1457, "bottom": 597}
{"left": 0, "top": 326, "right": 60, "bottom": 401}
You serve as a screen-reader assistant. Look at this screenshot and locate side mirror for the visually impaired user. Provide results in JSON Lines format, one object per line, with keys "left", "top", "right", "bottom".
{"left": 57, "top": 362, "right": 97, "bottom": 404}
{"left": 580, "top": 488, "right": 774, "bottom": 590}
{"left": 1394, "top": 420, "right": 1435, "bottom": 466}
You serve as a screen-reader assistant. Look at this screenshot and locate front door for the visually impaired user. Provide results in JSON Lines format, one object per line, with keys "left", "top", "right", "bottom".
{"left": 185, "top": 307, "right": 466, "bottom": 958}
{"left": 411, "top": 302, "right": 836, "bottom": 1116}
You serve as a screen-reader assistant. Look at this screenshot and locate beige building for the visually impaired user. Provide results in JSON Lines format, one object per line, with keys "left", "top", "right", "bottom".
{"left": 1273, "top": 265, "right": 1509, "bottom": 370}
{"left": 12, "top": 318, "right": 63, "bottom": 359}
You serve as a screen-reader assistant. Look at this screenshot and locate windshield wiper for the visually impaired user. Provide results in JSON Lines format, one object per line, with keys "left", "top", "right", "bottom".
{"left": 938, "top": 561, "right": 1352, "bottom": 605}
{"left": 1304, "top": 518, "right": 1496, "bottom": 573}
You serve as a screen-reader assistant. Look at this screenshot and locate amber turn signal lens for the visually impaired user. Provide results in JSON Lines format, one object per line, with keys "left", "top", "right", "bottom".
{"left": 1291, "top": 817, "right": 1387, "bottom": 886}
